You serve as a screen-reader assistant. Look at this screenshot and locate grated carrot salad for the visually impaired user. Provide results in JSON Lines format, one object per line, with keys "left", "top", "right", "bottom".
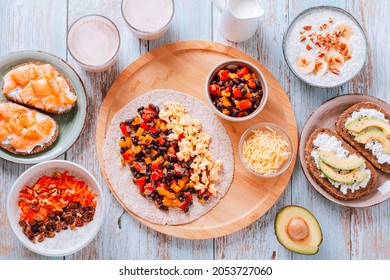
{"left": 18, "top": 171, "right": 97, "bottom": 223}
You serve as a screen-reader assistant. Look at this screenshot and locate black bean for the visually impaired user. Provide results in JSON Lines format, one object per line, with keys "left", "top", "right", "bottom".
{"left": 120, "top": 136, "right": 125, "bottom": 141}
{"left": 155, "top": 106, "right": 160, "bottom": 114}
{"left": 171, "top": 140, "right": 178, "bottom": 146}
{"left": 148, "top": 104, "right": 156, "bottom": 110}
{"left": 216, "top": 102, "right": 223, "bottom": 110}
{"left": 125, "top": 118, "right": 133, "bottom": 125}
{"left": 226, "top": 64, "right": 239, "bottom": 72}
{"left": 240, "top": 77, "right": 246, "bottom": 82}
{"left": 211, "top": 80, "right": 217, "bottom": 84}
{"left": 255, "top": 79, "right": 262, "bottom": 89}
{"left": 233, "top": 78, "right": 240, "bottom": 85}
{"left": 137, "top": 106, "right": 144, "bottom": 113}
{"left": 145, "top": 149, "right": 151, "bottom": 154}
{"left": 218, "top": 81, "right": 224, "bottom": 86}
{"left": 229, "top": 80, "right": 234, "bottom": 86}
{"left": 232, "top": 109, "right": 239, "bottom": 117}
{"left": 158, "top": 147, "right": 167, "bottom": 153}
{"left": 242, "top": 89, "right": 247, "bottom": 95}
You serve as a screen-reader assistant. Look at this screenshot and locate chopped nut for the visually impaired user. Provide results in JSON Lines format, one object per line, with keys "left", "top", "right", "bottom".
{"left": 328, "top": 17, "right": 333, "bottom": 23}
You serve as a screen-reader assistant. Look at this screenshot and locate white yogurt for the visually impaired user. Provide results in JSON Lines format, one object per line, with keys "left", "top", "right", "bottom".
{"left": 285, "top": 7, "right": 367, "bottom": 87}
{"left": 122, "top": 0, "right": 174, "bottom": 40}
{"left": 311, "top": 133, "right": 370, "bottom": 194}
{"left": 345, "top": 108, "right": 390, "bottom": 164}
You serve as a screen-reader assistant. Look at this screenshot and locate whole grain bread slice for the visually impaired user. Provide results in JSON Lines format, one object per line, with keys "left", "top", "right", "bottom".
{"left": 2, "top": 62, "right": 77, "bottom": 114}
{"left": 0, "top": 101, "right": 59, "bottom": 155}
{"left": 335, "top": 101, "right": 390, "bottom": 174}
{"left": 305, "top": 127, "right": 377, "bottom": 200}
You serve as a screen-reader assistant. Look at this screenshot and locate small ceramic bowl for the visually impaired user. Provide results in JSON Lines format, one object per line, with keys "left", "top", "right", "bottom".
{"left": 239, "top": 123, "right": 293, "bottom": 178}
{"left": 7, "top": 160, "right": 104, "bottom": 257}
{"left": 205, "top": 59, "right": 268, "bottom": 122}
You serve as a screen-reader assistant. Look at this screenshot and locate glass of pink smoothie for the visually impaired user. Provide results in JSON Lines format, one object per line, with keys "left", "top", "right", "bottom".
{"left": 67, "top": 15, "right": 121, "bottom": 72}
{"left": 121, "top": 0, "right": 174, "bottom": 40}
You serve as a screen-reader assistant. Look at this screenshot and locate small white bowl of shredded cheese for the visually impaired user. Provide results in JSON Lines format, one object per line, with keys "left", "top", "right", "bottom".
{"left": 239, "top": 123, "right": 293, "bottom": 177}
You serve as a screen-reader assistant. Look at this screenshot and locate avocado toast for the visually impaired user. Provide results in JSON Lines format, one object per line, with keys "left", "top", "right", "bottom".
{"left": 336, "top": 101, "right": 390, "bottom": 174}
{"left": 305, "top": 128, "right": 377, "bottom": 200}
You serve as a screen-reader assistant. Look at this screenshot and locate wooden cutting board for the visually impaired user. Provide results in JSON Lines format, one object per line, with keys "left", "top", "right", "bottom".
{"left": 96, "top": 40, "right": 298, "bottom": 239}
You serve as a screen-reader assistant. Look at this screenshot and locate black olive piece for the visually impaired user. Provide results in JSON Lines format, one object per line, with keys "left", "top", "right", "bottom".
{"left": 137, "top": 106, "right": 144, "bottom": 113}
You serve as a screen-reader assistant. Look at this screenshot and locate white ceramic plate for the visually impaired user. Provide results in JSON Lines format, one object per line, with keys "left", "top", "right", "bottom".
{"left": 0, "top": 51, "right": 87, "bottom": 164}
{"left": 299, "top": 94, "right": 390, "bottom": 207}
{"left": 7, "top": 160, "right": 104, "bottom": 257}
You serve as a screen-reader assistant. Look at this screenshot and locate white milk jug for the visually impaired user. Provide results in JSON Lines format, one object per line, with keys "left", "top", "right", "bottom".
{"left": 212, "top": 0, "right": 264, "bottom": 42}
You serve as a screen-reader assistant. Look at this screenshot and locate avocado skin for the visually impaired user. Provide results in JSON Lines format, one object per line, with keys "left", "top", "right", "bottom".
{"left": 274, "top": 205, "right": 323, "bottom": 255}
{"left": 318, "top": 149, "right": 364, "bottom": 170}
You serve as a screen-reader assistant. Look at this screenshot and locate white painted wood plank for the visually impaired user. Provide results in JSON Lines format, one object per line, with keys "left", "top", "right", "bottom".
{"left": 0, "top": 0, "right": 67, "bottom": 260}
{"left": 347, "top": 0, "right": 390, "bottom": 259}
{"left": 212, "top": 0, "right": 293, "bottom": 260}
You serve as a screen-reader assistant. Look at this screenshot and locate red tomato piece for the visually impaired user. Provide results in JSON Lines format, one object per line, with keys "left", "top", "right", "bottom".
{"left": 120, "top": 123, "right": 128, "bottom": 135}
{"left": 236, "top": 67, "right": 249, "bottom": 77}
{"left": 233, "top": 87, "right": 242, "bottom": 98}
{"left": 218, "top": 69, "right": 230, "bottom": 81}
{"left": 238, "top": 99, "right": 252, "bottom": 111}
{"left": 209, "top": 84, "right": 221, "bottom": 96}
{"left": 247, "top": 78, "right": 256, "bottom": 89}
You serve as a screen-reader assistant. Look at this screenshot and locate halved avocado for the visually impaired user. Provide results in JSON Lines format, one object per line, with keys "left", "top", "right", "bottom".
{"left": 318, "top": 159, "right": 368, "bottom": 184}
{"left": 354, "top": 127, "right": 390, "bottom": 153}
{"left": 346, "top": 117, "right": 390, "bottom": 137}
{"left": 318, "top": 149, "right": 364, "bottom": 170}
{"left": 274, "top": 205, "right": 322, "bottom": 255}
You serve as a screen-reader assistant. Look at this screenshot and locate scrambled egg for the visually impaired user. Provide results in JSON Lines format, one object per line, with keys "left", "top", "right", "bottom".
{"left": 159, "top": 102, "right": 222, "bottom": 196}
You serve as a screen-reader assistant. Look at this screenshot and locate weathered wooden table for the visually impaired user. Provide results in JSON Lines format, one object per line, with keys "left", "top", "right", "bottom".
{"left": 1, "top": 0, "right": 389, "bottom": 260}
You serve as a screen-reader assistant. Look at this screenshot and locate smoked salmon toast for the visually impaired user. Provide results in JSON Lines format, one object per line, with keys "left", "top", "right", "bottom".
{"left": 2, "top": 62, "right": 77, "bottom": 114}
{"left": 0, "top": 101, "right": 59, "bottom": 154}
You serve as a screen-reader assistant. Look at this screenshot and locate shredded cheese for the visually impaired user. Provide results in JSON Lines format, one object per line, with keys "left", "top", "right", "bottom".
{"left": 242, "top": 128, "right": 290, "bottom": 175}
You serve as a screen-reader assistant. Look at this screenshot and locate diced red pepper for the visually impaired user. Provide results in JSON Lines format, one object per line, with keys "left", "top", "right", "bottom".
{"left": 151, "top": 164, "right": 160, "bottom": 172}
{"left": 236, "top": 67, "right": 249, "bottom": 77}
{"left": 180, "top": 200, "right": 189, "bottom": 211}
{"left": 143, "top": 183, "right": 153, "bottom": 196}
{"left": 133, "top": 162, "right": 142, "bottom": 172}
{"left": 233, "top": 87, "right": 242, "bottom": 98}
{"left": 225, "top": 84, "right": 232, "bottom": 92}
{"left": 120, "top": 123, "right": 128, "bottom": 135}
{"left": 123, "top": 150, "right": 133, "bottom": 161}
{"left": 158, "top": 182, "right": 168, "bottom": 189}
{"left": 133, "top": 176, "right": 146, "bottom": 188}
{"left": 144, "top": 107, "right": 158, "bottom": 115}
{"left": 247, "top": 78, "right": 256, "bottom": 89}
{"left": 178, "top": 133, "right": 184, "bottom": 141}
{"left": 157, "top": 137, "right": 165, "bottom": 145}
{"left": 141, "top": 113, "right": 153, "bottom": 122}
{"left": 140, "top": 121, "right": 148, "bottom": 130}
{"left": 169, "top": 179, "right": 176, "bottom": 186}
{"left": 209, "top": 84, "right": 221, "bottom": 96}
{"left": 238, "top": 112, "right": 247, "bottom": 117}
{"left": 174, "top": 163, "right": 185, "bottom": 175}
{"left": 151, "top": 170, "right": 164, "bottom": 181}
{"left": 149, "top": 127, "right": 157, "bottom": 134}
{"left": 238, "top": 99, "right": 252, "bottom": 111}
{"left": 218, "top": 69, "right": 230, "bottom": 81}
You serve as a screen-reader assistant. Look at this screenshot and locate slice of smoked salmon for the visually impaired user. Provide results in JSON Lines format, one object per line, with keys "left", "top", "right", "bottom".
{"left": 31, "top": 79, "right": 54, "bottom": 99}
{"left": 19, "top": 84, "right": 35, "bottom": 104}
{"left": 9, "top": 65, "right": 36, "bottom": 87}
{"left": 41, "top": 95, "right": 60, "bottom": 111}
{"left": 36, "top": 64, "right": 59, "bottom": 80}
{"left": 2, "top": 77, "right": 19, "bottom": 94}
{"left": 0, "top": 120, "right": 11, "bottom": 141}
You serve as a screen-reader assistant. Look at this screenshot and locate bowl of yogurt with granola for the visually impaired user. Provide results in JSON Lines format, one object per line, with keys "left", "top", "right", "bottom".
{"left": 283, "top": 6, "right": 367, "bottom": 88}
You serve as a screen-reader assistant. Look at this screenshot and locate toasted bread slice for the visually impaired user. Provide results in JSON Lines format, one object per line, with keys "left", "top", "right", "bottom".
{"left": 335, "top": 101, "right": 390, "bottom": 174}
{"left": 2, "top": 62, "right": 77, "bottom": 114}
{"left": 305, "top": 128, "right": 377, "bottom": 200}
{"left": 0, "top": 101, "right": 59, "bottom": 155}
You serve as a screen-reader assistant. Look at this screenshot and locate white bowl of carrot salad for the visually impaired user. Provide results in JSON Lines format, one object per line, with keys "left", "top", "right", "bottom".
{"left": 7, "top": 160, "right": 104, "bottom": 257}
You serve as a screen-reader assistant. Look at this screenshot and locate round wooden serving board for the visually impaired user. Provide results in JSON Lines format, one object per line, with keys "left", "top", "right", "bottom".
{"left": 96, "top": 41, "right": 298, "bottom": 239}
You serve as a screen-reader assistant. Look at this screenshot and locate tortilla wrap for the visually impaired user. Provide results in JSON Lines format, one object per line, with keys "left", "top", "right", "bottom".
{"left": 102, "top": 89, "right": 234, "bottom": 225}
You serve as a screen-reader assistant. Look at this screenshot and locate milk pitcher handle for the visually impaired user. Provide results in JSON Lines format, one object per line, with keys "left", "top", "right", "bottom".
{"left": 212, "top": 0, "right": 226, "bottom": 12}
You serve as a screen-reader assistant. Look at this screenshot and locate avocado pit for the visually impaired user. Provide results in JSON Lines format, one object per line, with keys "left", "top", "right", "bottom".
{"left": 286, "top": 217, "right": 309, "bottom": 241}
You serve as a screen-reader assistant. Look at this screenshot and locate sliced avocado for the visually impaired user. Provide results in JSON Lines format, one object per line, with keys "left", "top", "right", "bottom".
{"left": 274, "top": 205, "right": 322, "bottom": 255}
{"left": 318, "top": 159, "right": 368, "bottom": 184}
{"left": 346, "top": 117, "right": 390, "bottom": 137}
{"left": 318, "top": 149, "right": 364, "bottom": 170}
{"left": 354, "top": 127, "right": 390, "bottom": 153}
